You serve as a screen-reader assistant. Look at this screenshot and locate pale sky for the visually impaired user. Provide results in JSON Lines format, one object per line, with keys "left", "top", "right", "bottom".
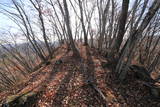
{"left": 0, "top": 0, "right": 135, "bottom": 31}
{"left": 0, "top": 0, "right": 145, "bottom": 43}
{"left": 0, "top": 0, "right": 13, "bottom": 28}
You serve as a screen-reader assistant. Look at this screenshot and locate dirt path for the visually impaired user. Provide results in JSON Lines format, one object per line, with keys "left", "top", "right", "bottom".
{"left": 1, "top": 45, "right": 159, "bottom": 107}
{"left": 0, "top": 45, "right": 112, "bottom": 107}
{"left": 35, "top": 45, "right": 110, "bottom": 106}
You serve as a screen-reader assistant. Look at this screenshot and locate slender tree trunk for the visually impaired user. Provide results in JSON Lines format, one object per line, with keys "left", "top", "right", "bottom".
{"left": 63, "top": 0, "right": 80, "bottom": 57}
{"left": 78, "top": 0, "right": 88, "bottom": 45}
{"left": 148, "top": 52, "right": 160, "bottom": 73}
{"left": 111, "top": 0, "right": 129, "bottom": 54}
{"left": 116, "top": 0, "right": 160, "bottom": 81}
{"left": 98, "top": 0, "right": 110, "bottom": 51}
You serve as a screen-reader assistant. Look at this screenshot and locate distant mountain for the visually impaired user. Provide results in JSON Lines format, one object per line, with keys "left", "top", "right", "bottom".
{"left": 0, "top": 40, "right": 59, "bottom": 58}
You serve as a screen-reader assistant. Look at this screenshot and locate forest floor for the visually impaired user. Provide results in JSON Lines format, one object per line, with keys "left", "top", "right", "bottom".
{"left": 0, "top": 44, "right": 160, "bottom": 107}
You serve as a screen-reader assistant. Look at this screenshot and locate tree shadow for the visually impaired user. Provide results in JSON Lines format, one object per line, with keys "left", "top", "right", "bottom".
{"left": 14, "top": 52, "right": 68, "bottom": 94}
{"left": 51, "top": 60, "right": 76, "bottom": 106}
{"left": 4, "top": 51, "right": 71, "bottom": 107}
{"left": 104, "top": 67, "right": 158, "bottom": 106}
{"left": 80, "top": 46, "right": 108, "bottom": 106}
{"left": 32, "top": 53, "right": 71, "bottom": 103}
{"left": 85, "top": 46, "right": 97, "bottom": 84}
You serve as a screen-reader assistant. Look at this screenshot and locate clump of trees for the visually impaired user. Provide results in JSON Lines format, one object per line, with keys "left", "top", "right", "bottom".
{"left": 0, "top": 0, "right": 160, "bottom": 92}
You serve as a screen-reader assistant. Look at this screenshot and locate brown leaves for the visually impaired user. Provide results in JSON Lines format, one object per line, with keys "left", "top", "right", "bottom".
{"left": 1, "top": 45, "right": 160, "bottom": 106}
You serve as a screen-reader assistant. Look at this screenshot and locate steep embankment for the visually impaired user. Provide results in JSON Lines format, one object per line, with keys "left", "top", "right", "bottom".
{"left": 0, "top": 44, "right": 160, "bottom": 107}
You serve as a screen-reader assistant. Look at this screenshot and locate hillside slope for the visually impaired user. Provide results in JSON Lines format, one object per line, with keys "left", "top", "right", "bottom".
{"left": 0, "top": 44, "right": 160, "bottom": 107}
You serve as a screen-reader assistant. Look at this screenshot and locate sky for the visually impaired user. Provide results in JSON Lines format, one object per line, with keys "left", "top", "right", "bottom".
{"left": 0, "top": 0, "right": 25, "bottom": 44}
{"left": 0, "top": 0, "right": 135, "bottom": 30}
{"left": 0, "top": 0, "right": 14, "bottom": 32}
{"left": 0, "top": 0, "right": 142, "bottom": 43}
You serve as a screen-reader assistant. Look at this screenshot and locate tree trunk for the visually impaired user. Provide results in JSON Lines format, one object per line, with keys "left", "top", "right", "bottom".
{"left": 111, "top": 0, "right": 129, "bottom": 54}
{"left": 78, "top": 0, "right": 88, "bottom": 45}
{"left": 63, "top": 0, "right": 80, "bottom": 57}
{"left": 116, "top": 0, "right": 160, "bottom": 81}
{"left": 98, "top": 0, "right": 110, "bottom": 51}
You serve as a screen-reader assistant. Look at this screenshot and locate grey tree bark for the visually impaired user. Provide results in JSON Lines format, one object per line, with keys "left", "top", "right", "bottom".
{"left": 63, "top": 0, "right": 80, "bottom": 57}
{"left": 116, "top": 0, "right": 160, "bottom": 81}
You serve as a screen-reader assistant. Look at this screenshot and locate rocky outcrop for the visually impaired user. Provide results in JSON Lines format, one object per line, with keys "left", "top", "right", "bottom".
{"left": 2, "top": 91, "right": 38, "bottom": 107}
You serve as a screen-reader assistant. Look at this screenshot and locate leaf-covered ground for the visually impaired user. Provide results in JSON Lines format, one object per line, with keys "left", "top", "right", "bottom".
{"left": 0, "top": 44, "right": 160, "bottom": 107}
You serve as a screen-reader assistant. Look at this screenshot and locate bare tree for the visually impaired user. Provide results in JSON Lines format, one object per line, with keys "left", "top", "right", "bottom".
{"left": 97, "top": 0, "right": 110, "bottom": 51}
{"left": 110, "top": 0, "right": 129, "bottom": 56}
{"left": 62, "top": 0, "right": 80, "bottom": 57}
{"left": 116, "top": 0, "right": 160, "bottom": 81}
{"left": 78, "top": 0, "right": 88, "bottom": 45}
{"left": 29, "top": 0, "right": 52, "bottom": 58}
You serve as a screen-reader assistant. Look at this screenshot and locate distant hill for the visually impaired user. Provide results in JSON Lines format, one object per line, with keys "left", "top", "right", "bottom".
{"left": 0, "top": 40, "right": 59, "bottom": 58}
